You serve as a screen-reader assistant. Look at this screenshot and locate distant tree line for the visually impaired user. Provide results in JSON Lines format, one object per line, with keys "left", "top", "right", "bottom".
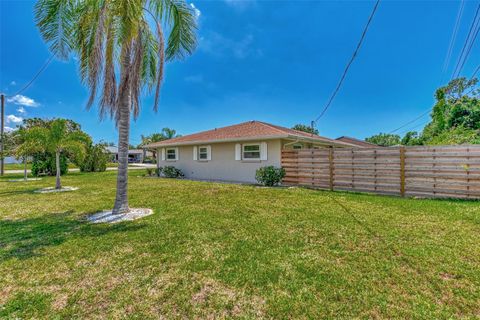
{"left": 366, "top": 78, "right": 480, "bottom": 146}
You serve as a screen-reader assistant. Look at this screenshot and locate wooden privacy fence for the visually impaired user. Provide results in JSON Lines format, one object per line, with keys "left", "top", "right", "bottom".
{"left": 281, "top": 145, "right": 480, "bottom": 199}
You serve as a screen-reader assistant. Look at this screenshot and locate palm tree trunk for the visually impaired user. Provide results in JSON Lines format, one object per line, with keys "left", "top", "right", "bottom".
{"left": 55, "top": 151, "right": 61, "bottom": 189}
{"left": 24, "top": 156, "right": 27, "bottom": 181}
{"left": 112, "top": 47, "right": 132, "bottom": 215}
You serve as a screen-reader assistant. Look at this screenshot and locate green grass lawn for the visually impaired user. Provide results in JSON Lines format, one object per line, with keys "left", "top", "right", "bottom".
{"left": 4, "top": 163, "right": 78, "bottom": 170}
{"left": 3, "top": 163, "right": 29, "bottom": 170}
{"left": 0, "top": 171, "right": 479, "bottom": 318}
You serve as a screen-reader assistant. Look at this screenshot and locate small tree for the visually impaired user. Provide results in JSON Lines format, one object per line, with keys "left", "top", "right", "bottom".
{"left": 80, "top": 143, "right": 109, "bottom": 172}
{"left": 22, "top": 119, "right": 89, "bottom": 189}
{"left": 365, "top": 133, "right": 401, "bottom": 147}
{"left": 15, "top": 128, "right": 42, "bottom": 181}
{"left": 292, "top": 124, "right": 319, "bottom": 135}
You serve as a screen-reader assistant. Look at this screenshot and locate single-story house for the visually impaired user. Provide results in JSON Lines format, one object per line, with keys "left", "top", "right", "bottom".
{"left": 144, "top": 120, "right": 357, "bottom": 183}
{"left": 106, "top": 146, "right": 152, "bottom": 163}
{"left": 335, "top": 136, "right": 378, "bottom": 148}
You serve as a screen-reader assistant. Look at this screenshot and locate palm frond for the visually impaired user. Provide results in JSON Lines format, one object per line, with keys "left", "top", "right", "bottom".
{"left": 86, "top": 2, "right": 107, "bottom": 109}
{"left": 130, "top": 26, "right": 145, "bottom": 120}
{"left": 164, "top": 0, "right": 198, "bottom": 61}
{"left": 150, "top": 0, "right": 198, "bottom": 61}
{"left": 35, "top": 0, "right": 75, "bottom": 60}
{"left": 153, "top": 20, "right": 165, "bottom": 111}
{"left": 100, "top": 16, "right": 118, "bottom": 119}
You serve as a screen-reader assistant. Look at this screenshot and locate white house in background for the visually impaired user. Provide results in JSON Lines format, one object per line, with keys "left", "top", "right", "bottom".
{"left": 106, "top": 146, "right": 151, "bottom": 163}
{"left": 144, "top": 120, "right": 356, "bottom": 183}
{"left": 4, "top": 156, "right": 24, "bottom": 164}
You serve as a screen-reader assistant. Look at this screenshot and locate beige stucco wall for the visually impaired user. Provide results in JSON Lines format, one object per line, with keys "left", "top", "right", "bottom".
{"left": 156, "top": 139, "right": 282, "bottom": 183}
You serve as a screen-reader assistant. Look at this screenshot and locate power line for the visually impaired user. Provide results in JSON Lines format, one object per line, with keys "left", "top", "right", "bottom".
{"left": 472, "top": 64, "right": 480, "bottom": 79}
{"left": 398, "top": 120, "right": 430, "bottom": 136}
{"left": 7, "top": 55, "right": 54, "bottom": 98}
{"left": 451, "top": 3, "right": 480, "bottom": 79}
{"left": 440, "top": 0, "right": 465, "bottom": 85}
{"left": 313, "top": 0, "right": 381, "bottom": 124}
{"left": 389, "top": 109, "right": 431, "bottom": 134}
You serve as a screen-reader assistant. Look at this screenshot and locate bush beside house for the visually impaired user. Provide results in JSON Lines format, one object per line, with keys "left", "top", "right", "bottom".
{"left": 255, "top": 166, "right": 286, "bottom": 186}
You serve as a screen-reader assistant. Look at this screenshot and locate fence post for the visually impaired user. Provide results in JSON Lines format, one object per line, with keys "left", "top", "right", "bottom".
{"left": 329, "top": 147, "right": 334, "bottom": 191}
{"left": 400, "top": 146, "right": 405, "bottom": 197}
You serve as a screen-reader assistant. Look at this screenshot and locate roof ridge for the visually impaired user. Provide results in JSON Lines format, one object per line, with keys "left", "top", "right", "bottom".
{"left": 254, "top": 121, "right": 291, "bottom": 135}
{"left": 161, "top": 121, "right": 253, "bottom": 142}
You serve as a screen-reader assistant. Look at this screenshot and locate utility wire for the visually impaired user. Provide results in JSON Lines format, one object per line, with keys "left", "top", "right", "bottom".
{"left": 472, "top": 64, "right": 480, "bottom": 79}
{"left": 389, "top": 109, "right": 431, "bottom": 134}
{"left": 395, "top": 4, "right": 480, "bottom": 137}
{"left": 313, "top": 0, "right": 381, "bottom": 124}
{"left": 398, "top": 120, "right": 430, "bottom": 136}
{"left": 440, "top": 0, "right": 465, "bottom": 86}
{"left": 451, "top": 4, "right": 480, "bottom": 80}
{"left": 442, "top": 0, "right": 465, "bottom": 74}
{"left": 7, "top": 55, "right": 55, "bottom": 98}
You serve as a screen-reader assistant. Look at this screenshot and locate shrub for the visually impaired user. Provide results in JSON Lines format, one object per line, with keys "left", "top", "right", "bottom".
{"left": 79, "top": 144, "right": 109, "bottom": 172}
{"left": 31, "top": 153, "right": 68, "bottom": 176}
{"left": 146, "top": 168, "right": 155, "bottom": 176}
{"left": 162, "top": 166, "right": 184, "bottom": 178}
{"left": 255, "top": 166, "right": 285, "bottom": 186}
{"left": 155, "top": 167, "right": 163, "bottom": 177}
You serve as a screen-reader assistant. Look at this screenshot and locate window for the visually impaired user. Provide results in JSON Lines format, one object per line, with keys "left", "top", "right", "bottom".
{"left": 166, "top": 148, "right": 176, "bottom": 160}
{"left": 199, "top": 147, "right": 208, "bottom": 160}
{"left": 293, "top": 144, "right": 303, "bottom": 150}
{"left": 243, "top": 144, "right": 261, "bottom": 160}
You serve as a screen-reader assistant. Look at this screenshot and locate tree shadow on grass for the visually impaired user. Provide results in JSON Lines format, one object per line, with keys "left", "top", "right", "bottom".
{"left": 0, "top": 188, "right": 39, "bottom": 197}
{"left": 0, "top": 211, "right": 145, "bottom": 261}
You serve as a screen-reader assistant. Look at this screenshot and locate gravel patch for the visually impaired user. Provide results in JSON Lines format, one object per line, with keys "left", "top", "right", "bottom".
{"left": 34, "top": 186, "right": 79, "bottom": 193}
{"left": 8, "top": 178, "right": 42, "bottom": 182}
{"left": 87, "top": 208, "right": 153, "bottom": 224}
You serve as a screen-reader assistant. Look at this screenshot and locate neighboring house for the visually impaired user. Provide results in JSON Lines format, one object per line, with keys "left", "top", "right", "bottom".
{"left": 335, "top": 136, "right": 378, "bottom": 148}
{"left": 144, "top": 120, "right": 356, "bottom": 183}
{"left": 106, "top": 146, "right": 151, "bottom": 163}
{"left": 4, "top": 156, "right": 23, "bottom": 164}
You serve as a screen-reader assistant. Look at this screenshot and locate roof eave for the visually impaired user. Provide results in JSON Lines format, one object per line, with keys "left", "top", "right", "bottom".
{"left": 144, "top": 134, "right": 356, "bottom": 149}
{"left": 143, "top": 135, "right": 290, "bottom": 149}
{"left": 286, "top": 134, "right": 358, "bottom": 148}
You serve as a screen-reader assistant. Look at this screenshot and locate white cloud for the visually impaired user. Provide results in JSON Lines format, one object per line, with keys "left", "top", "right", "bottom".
{"left": 184, "top": 74, "right": 204, "bottom": 83}
{"left": 223, "top": 0, "right": 255, "bottom": 11}
{"left": 6, "top": 114, "right": 23, "bottom": 124}
{"left": 4, "top": 126, "right": 15, "bottom": 132}
{"left": 199, "top": 32, "right": 260, "bottom": 59}
{"left": 10, "top": 81, "right": 16, "bottom": 86}
{"left": 17, "top": 106, "right": 26, "bottom": 114}
{"left": 190, "top": 3, "right": 201, "bottom": 18}
{"left": 6, "top": 94, "right": 40, "bottom": 107}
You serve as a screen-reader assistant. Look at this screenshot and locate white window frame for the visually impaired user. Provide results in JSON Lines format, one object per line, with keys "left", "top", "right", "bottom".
{"left": 198, "top": 146, "right": 209, "bottom": 161}
{"left": 242, "top": 143, "right": 261, "bottom": 161}
{"left": 292, "top": 144, "right": 303, "bottom": 150}
{"left": 166, "top": 148, "right": 177, "bottom": 161}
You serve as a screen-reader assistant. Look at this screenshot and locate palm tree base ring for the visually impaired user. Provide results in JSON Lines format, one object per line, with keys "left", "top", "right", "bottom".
{"left": 35, "top": 186, "right": 79, "bottom": 193}
{"left": 87, "top": 208, "right": 153, "bottom": 224}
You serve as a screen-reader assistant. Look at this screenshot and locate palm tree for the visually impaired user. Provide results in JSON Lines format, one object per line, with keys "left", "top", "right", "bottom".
{"left": 35, "top": 0, "right": 197, "bottom": 214}
{"left": 22, "top": 119, "right": 88, "bottom": 189}
{"left": 140, "top": 128, "right": 179, "bottom": 146}
{"left": 160, "top": 127, "right": 179, "bottom": 139}
{"left": 14, "top": 128, "right": 39, "bottom": 181}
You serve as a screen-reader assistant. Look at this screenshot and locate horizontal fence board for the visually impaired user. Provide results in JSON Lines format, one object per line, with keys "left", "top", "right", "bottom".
{"left": 281, "top": 145, "right": 480, "bottom": 200}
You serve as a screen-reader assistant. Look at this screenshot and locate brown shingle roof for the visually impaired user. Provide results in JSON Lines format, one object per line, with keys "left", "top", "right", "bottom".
{"left": 145, "top": 121, "right": 356, "bottom": 148}
{"left": 335, "top": 136, "right": 378, "bottom": 147}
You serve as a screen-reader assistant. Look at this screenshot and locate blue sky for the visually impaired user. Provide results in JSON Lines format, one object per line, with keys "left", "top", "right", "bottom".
{"left": 1, "top": 0, "right": 479, "bottom": 145}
